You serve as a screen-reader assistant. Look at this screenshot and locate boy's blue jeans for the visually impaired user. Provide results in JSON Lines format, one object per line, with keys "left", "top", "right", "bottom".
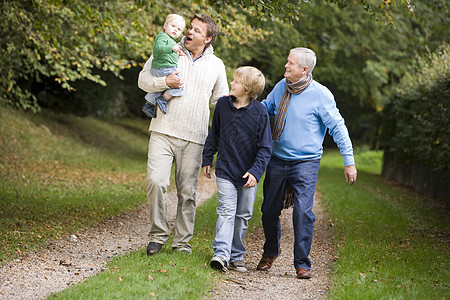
{"left": 213, "top": 177, "right": 257, "bottom": 262}
{"left": 261, "top": 156, "right": 320, "bottom": 270}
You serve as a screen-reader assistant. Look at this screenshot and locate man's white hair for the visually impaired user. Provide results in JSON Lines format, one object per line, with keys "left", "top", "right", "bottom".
{"left": 290, "top": 47, "right": 316, "bottom": 76}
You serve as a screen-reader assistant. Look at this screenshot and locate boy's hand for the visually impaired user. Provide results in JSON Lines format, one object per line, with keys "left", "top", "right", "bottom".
{"left": 243, "top": 172, "right": 257, "bottom": 188}
{"left": 172, "top": 45, "right": 185, "bottom": 56}
{"left": 203, "top": 166, "right": 211, "bottom": 179}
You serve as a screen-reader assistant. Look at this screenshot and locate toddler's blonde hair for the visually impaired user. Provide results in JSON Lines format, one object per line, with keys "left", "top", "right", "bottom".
{"left": 165, "top": 14, "right": 185, "bottom": 28}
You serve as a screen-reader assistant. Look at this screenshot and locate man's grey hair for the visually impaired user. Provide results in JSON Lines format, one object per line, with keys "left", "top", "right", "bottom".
{"left": 290, "top": 47, "right": 316, "bottom": 76}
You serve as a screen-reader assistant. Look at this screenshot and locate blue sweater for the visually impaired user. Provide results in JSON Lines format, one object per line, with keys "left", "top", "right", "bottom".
{"left": 202, "top": 96, "right": 272, "bottom": 186}
{"left": 262, "top": 79, "right": 355, "bottom": 166}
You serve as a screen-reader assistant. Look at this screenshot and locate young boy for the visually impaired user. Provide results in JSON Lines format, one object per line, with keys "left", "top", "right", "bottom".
{"left": 142, "top": 14, "right": 185, "bottom": 118}
{"left": 202, "top": 66, "right": 272, "bottom": 272}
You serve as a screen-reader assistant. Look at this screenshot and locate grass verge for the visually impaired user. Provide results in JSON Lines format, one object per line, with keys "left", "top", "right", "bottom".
{"left": 3, "top": 108, "right": 447, "bottom": 299}
{"left": 51, "top": 177, "right": 265, "bottom": 299}
{"left": 0, "top": 108, "right": 149, "bottom": 263}
{"left": 320, "top": 149, "right": 449, "bottom": 299}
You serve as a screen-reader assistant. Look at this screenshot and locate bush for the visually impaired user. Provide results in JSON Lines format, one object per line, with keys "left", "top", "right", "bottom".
{"left": 381, "top": 44, "right": 450, "bottom": 173}
{"left": 381, "top": 44, "right": 449, "bottom": 199}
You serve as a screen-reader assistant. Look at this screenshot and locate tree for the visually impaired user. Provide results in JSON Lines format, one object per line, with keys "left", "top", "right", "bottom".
{"left": 381, "top": 44, "right": 449, "bottom": 199}
{"left": 0, "top": 0, "right": 158, "bottom": 111}
{"left": 199, "top": 0, "right": 413, "bottom": 22}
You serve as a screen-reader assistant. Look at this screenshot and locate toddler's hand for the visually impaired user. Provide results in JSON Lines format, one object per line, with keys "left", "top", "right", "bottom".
{"left": 172, "top": 45, "right": 185, "bottom": 56}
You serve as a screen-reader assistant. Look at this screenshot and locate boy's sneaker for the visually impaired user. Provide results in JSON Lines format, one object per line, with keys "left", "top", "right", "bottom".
{"left": 228, "top": 260, "right": 247, "bottom": 272}
{"left": 155, "top": 95, "right": 168, "bottom": 114}
{"left": 210, "top": 256, "right": 228, "bottom": 272}
{"left": 142, "top": 102, "right": 156, "bottom": 118}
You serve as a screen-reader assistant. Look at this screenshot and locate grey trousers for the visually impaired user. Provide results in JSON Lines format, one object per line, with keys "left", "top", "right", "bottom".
{"left": 146, "top": 132, "right": 203, "bottom": 250}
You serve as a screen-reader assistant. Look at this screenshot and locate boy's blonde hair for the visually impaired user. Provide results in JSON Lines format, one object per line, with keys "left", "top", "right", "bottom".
{"left": 234, "top": 66, "right": 265, "bottom": 100}
{"left": 165, "top": 14, "right": 185, "bottom": 28}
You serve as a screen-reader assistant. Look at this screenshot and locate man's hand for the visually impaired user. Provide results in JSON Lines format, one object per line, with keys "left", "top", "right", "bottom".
{"left": 243, "top": 172, "right": 257, "bottom": 188}
{"left": 344, "top": 165, "right": 357, "bottom": 185}
{"left": 203, "top": 166, "right": 211, "bottom": 179}
{"left": 165, "top": 71, "right": 183, "bottom": 89}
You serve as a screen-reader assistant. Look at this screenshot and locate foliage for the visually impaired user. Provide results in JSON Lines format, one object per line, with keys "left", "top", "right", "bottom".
{"left": 319, "top": 150, "right": 449, "bottom": 299}
{"left": 0, "top": 0, "right": 159, "bottom": 112}
{"left": 198, "top": 0, "right": 414, "bottom": 22}
{"left": 216, "top": 0, "right": 448, "bottom": 145}
{"left": 381, "top": 43, "right": 450, "bottom": 173}
{"left": 1, "top": 0, "right": 448, "bottom": 149}
{"left": 1, "top": 0, "right": 420, "bottom": 113}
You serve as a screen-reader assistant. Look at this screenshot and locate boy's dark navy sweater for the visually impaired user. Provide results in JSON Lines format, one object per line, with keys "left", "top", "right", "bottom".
{"left": 202, "top": 95, "right": 272, "bottom": 186}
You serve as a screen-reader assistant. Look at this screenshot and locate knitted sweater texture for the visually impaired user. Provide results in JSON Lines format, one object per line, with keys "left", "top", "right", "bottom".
{"left": 138, "top": 38, "right": 229, "bottom": 145}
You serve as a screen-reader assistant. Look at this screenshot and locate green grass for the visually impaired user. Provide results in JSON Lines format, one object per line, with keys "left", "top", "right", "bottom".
{"left": 52, "top": 175, "right": 265, "bottom": 299}
{"left": 1, "top": 107, "right": 264, "bottom": 299}
{"left": 0, "top": 108, "right": 149, "bottom": 262}
{"left": 319, "top": 149, "right": 449, "bottom": 299}
{"left": 3, "top": 107, "right": 448, "bottom": 299}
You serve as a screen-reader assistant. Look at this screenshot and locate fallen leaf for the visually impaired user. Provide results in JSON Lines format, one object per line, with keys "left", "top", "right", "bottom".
{"left": 148, "top": 275, "right": 153, "bottom": 281}
{"left": 118, "top": 276, "right": 123, "bottom": 281}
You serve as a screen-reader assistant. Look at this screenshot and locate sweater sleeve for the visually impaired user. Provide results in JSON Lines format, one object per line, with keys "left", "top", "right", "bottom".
{"left": 318, "top": 90, "right": 355, "bottom": 166}
{"left": 247, "top": 107, "right": 272, "bottom": 182}
{"left": 210, "top": 60, "right": 229, "bottom": 106}
{"left": 137, "top": 55, "right": 169, "bottom": 93}
{"left": 262, "top": 80, "right": 284, "bottom": 118}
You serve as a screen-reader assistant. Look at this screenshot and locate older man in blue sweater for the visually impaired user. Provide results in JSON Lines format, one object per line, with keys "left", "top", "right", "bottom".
{"left": 256, "top": 47, "right": 358, "bottom": 279}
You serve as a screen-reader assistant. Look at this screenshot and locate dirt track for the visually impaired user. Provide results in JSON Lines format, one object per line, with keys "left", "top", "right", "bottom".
{"left": 0, "top": 172, "right": 334, "bottom": 299}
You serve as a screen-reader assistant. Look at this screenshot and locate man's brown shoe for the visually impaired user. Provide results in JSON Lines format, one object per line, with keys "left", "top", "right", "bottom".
{"left": 296, "top": 268, "right": 312, "bottom": 279}
{"left": 256, "top": 254, "right": 277, "bottom": 271}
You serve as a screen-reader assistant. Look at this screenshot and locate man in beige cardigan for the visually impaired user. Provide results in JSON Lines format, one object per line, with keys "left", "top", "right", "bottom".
{"left": 138, "top": 13, "right": 228, "bottom": 255}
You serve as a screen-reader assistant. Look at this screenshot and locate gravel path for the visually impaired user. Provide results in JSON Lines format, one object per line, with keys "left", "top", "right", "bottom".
{"left": 0, "top": 174, "right": 217, "bottom": 300}
{"left": 208, "top": 192, "right": 335, "bottom": 300}
{"left": 0, "top": 173, "right": 334, "bottom": 300}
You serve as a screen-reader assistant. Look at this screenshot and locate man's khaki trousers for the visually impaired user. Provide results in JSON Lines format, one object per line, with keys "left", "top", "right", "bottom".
{"left": 146, "top": 132, "right": 203, "bottom": 250}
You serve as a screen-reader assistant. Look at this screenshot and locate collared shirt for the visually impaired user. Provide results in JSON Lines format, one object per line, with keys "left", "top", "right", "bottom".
{"left": 189, "top": 50, "right": 205, "bottom": 62}
{"left": 202, "top": 96, "right": 272, "bottom": 186}
{"left": 262, "top": 79, "right": 355, "bottom": 166}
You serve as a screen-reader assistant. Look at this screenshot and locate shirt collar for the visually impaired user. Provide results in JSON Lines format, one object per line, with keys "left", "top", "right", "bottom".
{"left": 228, "top": 96, "right": 254, "bottom": 110}
{"left": 189, "top": 49, "right": 206, "bottom": 62}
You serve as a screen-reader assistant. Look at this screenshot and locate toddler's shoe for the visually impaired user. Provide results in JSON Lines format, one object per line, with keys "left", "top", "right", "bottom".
{"left": 155, "top": 95, "right": 168, "bottom": 114}
{"left": 142, "top": 102, "right": 156, "bottom": 118}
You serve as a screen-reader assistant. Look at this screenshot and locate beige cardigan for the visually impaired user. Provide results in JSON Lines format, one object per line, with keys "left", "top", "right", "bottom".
{"left": 138, "top": 39, "right": 229, "bottom": 145}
